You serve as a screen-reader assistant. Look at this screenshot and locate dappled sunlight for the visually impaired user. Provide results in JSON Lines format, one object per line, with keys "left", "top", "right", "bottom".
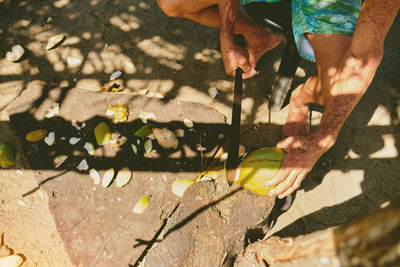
{"left": 126, "top": 79, "right": 174, "bottom": 94}
{"left": 367, "top": 104, "right": 392, "bottom": 126}
{"left": 53, "top": 0, "right": 70, "bottom": 8}
{"left": 194, "top": 48, "right": 222, "bottom": 63}
{"left": 137, "top": 36, "right": 186, "bottom": 70}
{"left": 109, "top": 13, "right": 140, "bottom": 31}
{"left": 75, "top": 79, "right": 101, "bottom": 91}
{"left": 46, "top": 50, "right": 67, "bottom": 72}
{"left": 0, "top": 81, "right": 24, "bottom": 110}
{"left": 368, "top": 134, "right": 398, "bottom": 158}
{"left": 345, "top": 148, "right": 361, "bottom": 159}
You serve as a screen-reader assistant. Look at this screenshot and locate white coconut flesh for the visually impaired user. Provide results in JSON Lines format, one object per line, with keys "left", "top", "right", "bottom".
{"left": 115, "top": 168, "right": 132, "bottom": 187}
{"left": 102, "top": 168, "right": 115, "bottom": 188}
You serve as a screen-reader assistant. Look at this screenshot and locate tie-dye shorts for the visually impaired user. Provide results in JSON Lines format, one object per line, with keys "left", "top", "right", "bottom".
{"left": 240, "top": 0, "right": 362, "bottom": 61}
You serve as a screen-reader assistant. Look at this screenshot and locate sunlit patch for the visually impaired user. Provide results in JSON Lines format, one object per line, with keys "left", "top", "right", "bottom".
{"left": 368, "top": 134, "right": 398, "bottom": 159}
{"left": 63, "top": 36, "right": 81, "bottom": 46}
{"left": 109, "top": 14, "right": 140, "bottom": 32}
{"left": 345, "top": 148, "right": 360, "bottom": 159}
{"left": 82, "top": 32, "right": 91, "bottom": 40}
{"left": 137, "top": 36, "right": 186, "bottom": 70}
{"left": 13, "top": 19, "right": 31, "bottom": 28}
{"left": 194, "top": 48, "right": 221, "bottom": 63}
{"left": 139, "top": 2, "right": 150, "bottom": 9}
{"left": 127, "top": 79, "right": 174, "bottom": 96}
{"left": 137, "top": 36, "right": 186, "bottom": 60}
{"left": 0, "top": 81, "right": 24, "bottom": 110}
{"left": 46, "top": 51, "right": 65, "bottom": 72}
{"left": 76, "top": 79, "right": 102, "bottom": 91}
{"left": 367, "top": 104, "right": 391, "bottom": 126}
{"left": 53, "top": 0, "right": 70, "bottom": 8}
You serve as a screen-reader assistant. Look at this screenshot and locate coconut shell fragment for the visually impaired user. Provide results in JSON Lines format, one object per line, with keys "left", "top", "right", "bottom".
{"left": 115, "top": 167, "right": 132, "bottom": 187}
{"left": 6, "top": 44, "right": 25, "bottom": 62}
{"left": 0, "top": 254, "right": 24, "bottom": 267}
{"left": 102, "top": 168, "right": 115, "bottom": 188}
{"left": 171, "top": 179, "right": 195, "bottom": 197}
{"left": 106, "top": 104, "right": 129, "bottom": 123}
{"left": 134, "top": 124, "right": 154, "bottom": 137}
{"left": 53, "top": 155, "right": 68, "bottom": 168}
{"left": 152, "top": 128, "right": 178, "bottom": 149}
{"left": 132, "top": 195, "right": 149, "bottom": 214}
{"left": 0, "top": 142, "right": 15, "bottom": 168}
{"left": 46, "top": 34, "right": 65, "bottom": 50}
{"left": 25, "top": 129, "right": 47, "bottom": 142}
{"left": 94, "top": 122, "right": 111, "bottom": 146}
{"left": 89, "top": 169, "right": 101, "bottom": 185}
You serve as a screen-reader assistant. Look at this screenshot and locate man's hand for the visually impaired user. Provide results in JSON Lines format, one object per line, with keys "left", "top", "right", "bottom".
{"left": 266, "top": 133, "right": 335, "bottom": 199}
{"left": 220, "top": 35, "right": 256, "bottom": 79}
{"left": 218, "top": 0, "right": 256, "bottom": 79}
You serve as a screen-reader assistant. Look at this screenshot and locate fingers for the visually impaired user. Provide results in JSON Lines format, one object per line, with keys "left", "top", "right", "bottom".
{"left": 264, "top": 168, "right": 291, "bottom": 188}
{"left": 242, "top": 68, "right": 256, "bottom": 79}
{"left": 267, "top": 170, "right": 306, "bottom": 199}
{"left": 222, "top": 46, "right": 256, "bottom": 79}
{"left": 278, "top": 172, "right": 307, "bottom": 199}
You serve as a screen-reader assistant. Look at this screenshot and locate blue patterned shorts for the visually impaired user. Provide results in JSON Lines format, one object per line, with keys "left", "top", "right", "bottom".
{"left": 240, "top": 0, "right": 362, "bottom": 61}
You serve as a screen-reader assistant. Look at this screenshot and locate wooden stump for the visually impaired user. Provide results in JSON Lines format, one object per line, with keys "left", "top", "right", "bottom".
{"left": 235, "top": 197, "right": 400, "bottom": 267}
{"left": 144, "top": 174, "right": 275, "bottom": 267}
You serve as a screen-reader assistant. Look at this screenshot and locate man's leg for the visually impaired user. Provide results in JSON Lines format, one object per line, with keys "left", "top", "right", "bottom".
{"left": 282, "top": 34, "right": 352, "bottom": 138}
{"left": 156, "top": 0, "right": 281, "bottom": 67}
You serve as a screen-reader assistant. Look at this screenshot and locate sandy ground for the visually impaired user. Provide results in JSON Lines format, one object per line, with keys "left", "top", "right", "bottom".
{"left": 0, "top": 0, "right": 399, "bottom": 266}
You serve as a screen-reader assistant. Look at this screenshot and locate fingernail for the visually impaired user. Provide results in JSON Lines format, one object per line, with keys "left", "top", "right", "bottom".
{"left": 268, "top": 190, "right": 275, "bottom": 196}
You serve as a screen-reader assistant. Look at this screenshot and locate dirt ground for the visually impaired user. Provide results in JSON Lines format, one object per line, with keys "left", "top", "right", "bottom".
{"left": 0, "top": 0, "right": 399, "bottom": 266}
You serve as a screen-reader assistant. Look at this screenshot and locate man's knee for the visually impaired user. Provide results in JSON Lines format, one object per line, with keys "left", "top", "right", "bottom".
{"left": 157, "top": 0, "right": 185, "bottom": 18}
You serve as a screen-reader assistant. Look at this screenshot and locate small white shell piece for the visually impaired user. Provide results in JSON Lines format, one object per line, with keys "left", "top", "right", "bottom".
{"left": 84, "top": 142, "right": 95, "bottom": 155}
{"left": 89, "top": 169, "right": 101, "bottom": 185}
{"left": 208, "top": 87, "right": 219, "bottom": 98}
{"left": 76, "top": 159, "right": 89, "bottom": 171}
{"left": 44, "top": 131, "right": 55, "bottom": 146}
{"left": 69, "top": 137, "right": 81, "bottom": 145}
{"left": 139, "top": 112, "right": 156, "bottom": 124}
{"left": 183, "top": 118, "right": 194, "bottom": 128}
{"left": 67, "top": 57, "right": 81, "bottom": 66}
{"left": 110, "top": 70, "right": 122, "bottom": 80}
{"left": 6, "top": 44, "right": 25, "bottom": 62}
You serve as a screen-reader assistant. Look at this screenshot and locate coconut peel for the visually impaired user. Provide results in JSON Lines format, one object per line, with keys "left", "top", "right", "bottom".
{"left": 115, "top": 167, "right": 132, "bottom": 187}
{"left": 132, "top": 195, "right": 149, "bottom": 214}
{"left": 171, "top": 179, "right": 195, "bottom": 197}
{"left": 152, "top": 128, "right": 178, "bottom": 149}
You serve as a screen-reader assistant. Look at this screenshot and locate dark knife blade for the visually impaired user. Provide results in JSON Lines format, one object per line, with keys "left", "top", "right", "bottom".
{"left": 226, "top": 67, "right": 243, "bottom": 186}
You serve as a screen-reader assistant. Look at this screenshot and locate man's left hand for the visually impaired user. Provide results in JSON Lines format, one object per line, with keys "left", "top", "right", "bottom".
{"left": 265, "top": 134, "right": 334, "bottom": 199}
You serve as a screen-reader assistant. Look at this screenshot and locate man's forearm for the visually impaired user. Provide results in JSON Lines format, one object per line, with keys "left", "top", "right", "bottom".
{"left": 314, "top": 0, "right": 400, "bottom": 150}
{"left": 314, "top": 52, "right": 381, "bottom": 149}
{"left": 218, "top": 0, "right": 240, "bottom": 42}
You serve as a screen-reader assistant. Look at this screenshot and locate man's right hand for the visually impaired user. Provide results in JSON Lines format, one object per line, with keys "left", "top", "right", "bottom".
{"left": 220, "top": 34, "right": 256, "bottom": 79}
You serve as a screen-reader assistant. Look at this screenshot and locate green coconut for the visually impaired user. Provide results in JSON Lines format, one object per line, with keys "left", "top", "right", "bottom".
{"left": 234, "top": 147, "right": 285, "bottom": 196}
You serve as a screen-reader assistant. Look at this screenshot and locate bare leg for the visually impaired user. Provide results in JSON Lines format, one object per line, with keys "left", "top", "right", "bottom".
{"left": 157, "top": 0, "right": 281, "bottom": 67}
{"left": 282, "top": 34, "right": 352, "bottom": 138}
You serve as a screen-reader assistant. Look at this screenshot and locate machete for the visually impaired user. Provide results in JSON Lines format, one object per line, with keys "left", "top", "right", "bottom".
{"left": 225, "top": 67, "right": 243, "bottom": 186}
